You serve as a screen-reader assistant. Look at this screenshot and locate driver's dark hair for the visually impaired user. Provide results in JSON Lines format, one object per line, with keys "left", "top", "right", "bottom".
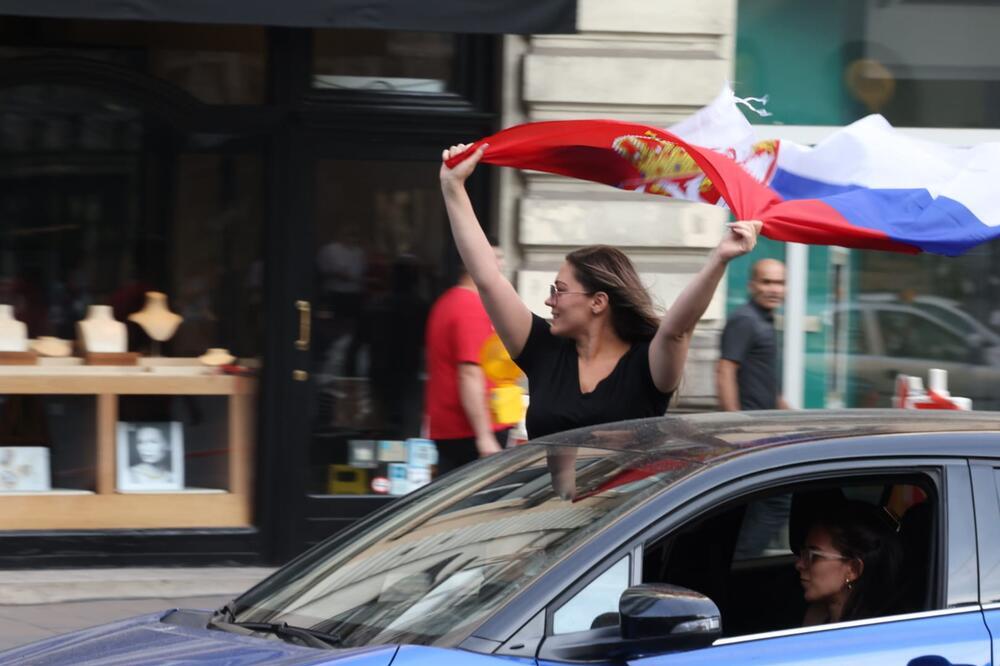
{"left": 807, "top": 500, "right": 904, "bottom": 621}
{"left": 565, "top": 245, "right": 660, "bottom": 343}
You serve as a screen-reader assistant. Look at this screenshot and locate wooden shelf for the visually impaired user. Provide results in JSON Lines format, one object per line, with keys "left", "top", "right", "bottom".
{"left": 0, "top": 493, "right": 251, "bottom": 530}
{"left": 0, "top": 371, "right": 255, "bottom": 395}
{"left": 0, "top": 369, "right": 256, "bottom": 531}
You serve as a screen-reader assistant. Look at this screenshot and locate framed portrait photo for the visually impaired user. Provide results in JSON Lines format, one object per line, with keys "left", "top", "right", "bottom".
{"left": 116, "top": 421, "right": 184, "bottom": 492}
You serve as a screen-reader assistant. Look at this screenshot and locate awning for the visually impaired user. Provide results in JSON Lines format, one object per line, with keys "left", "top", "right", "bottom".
{"left": 0, "top": 0, "right": 577, "bottom": 34}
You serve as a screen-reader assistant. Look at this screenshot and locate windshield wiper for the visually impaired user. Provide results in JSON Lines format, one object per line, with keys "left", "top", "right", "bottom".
{"left": 211, "top": 615, "right": 343, "bottom": 650}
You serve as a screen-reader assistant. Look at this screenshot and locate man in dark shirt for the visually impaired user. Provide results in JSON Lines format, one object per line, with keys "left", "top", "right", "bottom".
{"left": 719, "top": 258, "right": 789, "bottom": 559}
{"left": 716, "top": 258, "right": 788, "bottom": 410}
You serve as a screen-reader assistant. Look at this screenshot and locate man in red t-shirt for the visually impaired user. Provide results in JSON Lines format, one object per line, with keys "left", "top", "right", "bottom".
{"left": 424, "top": 247, "right": 511, "bottom": 473}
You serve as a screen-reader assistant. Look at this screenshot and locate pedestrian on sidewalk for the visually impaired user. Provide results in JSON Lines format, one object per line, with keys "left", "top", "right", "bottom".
{"left": 716, "top": 258, "right": 789, "bottom": 411}
{"left": 423, "top": 243, "right": 512, "bottom": 474}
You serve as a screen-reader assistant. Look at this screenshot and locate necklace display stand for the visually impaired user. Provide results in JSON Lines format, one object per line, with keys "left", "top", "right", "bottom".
{"left": 198, "top": 347, "right": 236, "bottom": 366}
{"left": 30, "top": 337, "right": 72, "bottom": 358}
{"left": 0, "top": 305, "right": 35, "bottom": 364}
{"left": 78, "top": 305, "right": 138, "bottom": 365}
{"left": 128, "top": 292, "right": 183, "bottom": 357}
{"left": 0, "top": 305, "right": 28, "bottom": 352}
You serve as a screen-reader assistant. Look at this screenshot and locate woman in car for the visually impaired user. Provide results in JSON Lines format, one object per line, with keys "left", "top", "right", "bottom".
{"left": 440, "top": 142, "right": 762, "bottom": 439}
{"left": 796, "top": 500, "right": 903, "bottom": 626}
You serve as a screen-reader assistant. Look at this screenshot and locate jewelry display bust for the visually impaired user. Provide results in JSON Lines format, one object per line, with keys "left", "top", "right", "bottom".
{"left": 198, "top": 347, "right": 236, "bottom": 367}
{"left": 77, "top": 305, "right": 127, "bottom": 353}
{"left": 0, "top": 305, "right": 28, "bottom": 352}
{"left": 128, "top": 292, "right": 183, "bottom": 343}
{"left": 31, "top": 336, "right": 72, "bottom": 357}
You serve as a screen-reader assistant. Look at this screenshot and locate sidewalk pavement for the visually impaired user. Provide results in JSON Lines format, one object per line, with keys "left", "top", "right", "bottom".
{"left": 0, "top": 567, "right": 275, "bottom": 651}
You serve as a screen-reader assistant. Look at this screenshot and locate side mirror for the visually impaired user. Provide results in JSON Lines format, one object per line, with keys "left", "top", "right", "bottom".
{"left": 535, "top": 584, "right": 720, "bottom": 663}
{"left": 620, "top": 584, "right": 721, "bottom": 652}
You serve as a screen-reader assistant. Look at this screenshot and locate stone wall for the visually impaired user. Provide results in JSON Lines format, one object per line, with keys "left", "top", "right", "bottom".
{"left": 497, "top": 0, "right": 737, "bottom": 407}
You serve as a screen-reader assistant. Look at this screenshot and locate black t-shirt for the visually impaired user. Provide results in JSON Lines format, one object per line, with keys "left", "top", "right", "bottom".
{"left": 719, "top": 301, "right": 778, "bottom": 410}
{"left": 513, "top": 314, "right": 672, "bottom": 439}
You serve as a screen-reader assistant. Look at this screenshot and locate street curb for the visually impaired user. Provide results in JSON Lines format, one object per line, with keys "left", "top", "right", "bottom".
{"left": 0, "top": 567, "right": 276, "bottom": 605}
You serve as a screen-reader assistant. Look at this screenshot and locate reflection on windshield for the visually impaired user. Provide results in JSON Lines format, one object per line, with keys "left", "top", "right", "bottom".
{"left": 233, "top": 443, "right": 696, "bottom": 647}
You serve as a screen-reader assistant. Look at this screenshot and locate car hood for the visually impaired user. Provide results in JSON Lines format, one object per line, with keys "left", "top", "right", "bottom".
{"left": 0, "top": 610, "right": 399, "bottom": 666}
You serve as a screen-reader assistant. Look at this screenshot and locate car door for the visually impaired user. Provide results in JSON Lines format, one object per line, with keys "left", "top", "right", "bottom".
{"left": 628, "top": 461, "right": 989, "bottom": 666}
{"left": 970, "top": 460, "right": 1000, "bottom": 664}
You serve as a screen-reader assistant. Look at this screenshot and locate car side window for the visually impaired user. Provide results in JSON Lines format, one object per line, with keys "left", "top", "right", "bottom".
{"left": 877, "top": 310, "right": 968, "bottom": 361}
{"left": 552, "top": 555, "right": 630, "bottom": 634}
{"left": 842, "top": 308, "right": 870, "bottom": 355}
{"left": 642, "top": 477, "right": 938, "bottom": 638}
{"left": 732, "top": 494, "right": 792, "bottom": 560}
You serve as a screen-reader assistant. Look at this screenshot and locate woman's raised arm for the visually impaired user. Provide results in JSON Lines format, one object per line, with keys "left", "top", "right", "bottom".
{"left": 648, "top": 220, "right": 761, "bottom": 394}
{"left": 441, "top": 144, "right": 533, "bottom": 357}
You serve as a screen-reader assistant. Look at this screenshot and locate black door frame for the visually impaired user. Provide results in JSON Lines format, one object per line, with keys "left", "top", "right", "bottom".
{"left": 262, "top": 27, "right": 500, "bottom": 561}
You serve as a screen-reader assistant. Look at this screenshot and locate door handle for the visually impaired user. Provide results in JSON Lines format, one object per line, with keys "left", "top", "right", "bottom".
{"left": 295, "top": 300, "right": 311, "bottom": 351}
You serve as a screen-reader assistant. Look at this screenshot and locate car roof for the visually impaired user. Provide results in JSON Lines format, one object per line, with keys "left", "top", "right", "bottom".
{"left": 528, "top": 409, "right": 1000, "bottom": 463}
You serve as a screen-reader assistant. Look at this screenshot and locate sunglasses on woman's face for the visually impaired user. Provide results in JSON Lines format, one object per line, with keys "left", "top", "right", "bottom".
{"left": 797, "top": 547, "right": 849, "bottom": 566}
{"left": 548, "top": 284, "right": 593, "bottom": 300}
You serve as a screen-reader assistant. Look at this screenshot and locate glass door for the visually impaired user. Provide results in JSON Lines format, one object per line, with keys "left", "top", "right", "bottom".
{"left": 288, "top": 149, "right": 486, "bottom": 552}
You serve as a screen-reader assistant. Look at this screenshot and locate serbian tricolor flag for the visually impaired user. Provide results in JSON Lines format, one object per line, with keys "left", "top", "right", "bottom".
{"left": 446, "top": 89, "right": 1000, "bottom": 256}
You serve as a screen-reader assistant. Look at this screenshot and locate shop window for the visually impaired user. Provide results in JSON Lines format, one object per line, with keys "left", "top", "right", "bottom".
{"left": 312, "top": 29, "right": 455, "bottom": 94}
{"left": 0, "top": 18, "right": 267, "bottom": 104}
{"left": 0, "top": 82, "right": 263, "bottom": 529}
{"left": 0, "top": 84, "right": 263, "bottom": 355}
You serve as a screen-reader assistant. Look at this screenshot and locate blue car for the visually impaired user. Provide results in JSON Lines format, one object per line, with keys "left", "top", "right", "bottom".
{"left": 5, "top": 410, "right": 1000, "bottom": 665}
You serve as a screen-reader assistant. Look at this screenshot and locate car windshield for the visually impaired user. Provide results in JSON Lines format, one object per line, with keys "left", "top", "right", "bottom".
{"left": 229, "top": 442, "right": 698, "bottom": 648}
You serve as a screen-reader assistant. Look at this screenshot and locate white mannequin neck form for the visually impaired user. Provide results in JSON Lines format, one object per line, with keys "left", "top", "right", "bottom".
{"left": 78, "top": 305, "right": 127, "bottom": 353}
{"left": 0, "top": 304, "right": 28, "bottom": 352}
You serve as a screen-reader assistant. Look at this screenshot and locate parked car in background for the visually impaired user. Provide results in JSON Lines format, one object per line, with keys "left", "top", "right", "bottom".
{"left": 3, "top": 410, "right": 1000, "bottom": 666}
{"left": 858, "top": 292, "right": 1000, "bottom": 360}
{"left": 810, "top": 300, "right": 1000, "bottom": 409}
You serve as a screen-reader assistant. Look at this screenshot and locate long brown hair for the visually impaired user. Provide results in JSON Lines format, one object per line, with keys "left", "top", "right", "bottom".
{"left": 565, "top": 245, "right": 660, "bottom": 342}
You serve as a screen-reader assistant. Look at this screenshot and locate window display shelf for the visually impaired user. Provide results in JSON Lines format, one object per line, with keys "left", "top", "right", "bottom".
{"left": 0, "top": 493, "right": 250, "bottom": 530}
{"left": 0, "top": 489, "right": 93, "bottom": 496}
{"left": 0, "top": 368, "right": 255, "bottom": 531}
{"left": 0, "top": 369, "right": 254, "bottom": 396}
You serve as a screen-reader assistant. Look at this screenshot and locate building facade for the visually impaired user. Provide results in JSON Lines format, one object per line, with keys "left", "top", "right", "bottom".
{"left": 500, "top": 0, "right": 738, "bottom": 408}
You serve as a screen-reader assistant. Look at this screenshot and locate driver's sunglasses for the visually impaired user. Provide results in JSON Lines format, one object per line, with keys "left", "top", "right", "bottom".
{"left": 548, "top": 284, "right": 594, "bottom": 300}
{"left": 797, "top": 547, "right": 849, "bottom": 566}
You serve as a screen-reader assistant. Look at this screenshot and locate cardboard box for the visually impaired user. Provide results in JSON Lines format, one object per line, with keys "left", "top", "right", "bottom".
{"left": 377, "top": 440, "right": 406, "bottom": 462}
{"left": 405, "top": 438, "right": 437, "bottom": 468}
{"left": 387, "top": 463, "right": 409, "bottom": 496}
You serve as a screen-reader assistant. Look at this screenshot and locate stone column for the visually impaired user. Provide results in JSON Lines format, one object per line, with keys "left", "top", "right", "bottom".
{"left": 498, "top": 0, "right": 737, "bottom": 408}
